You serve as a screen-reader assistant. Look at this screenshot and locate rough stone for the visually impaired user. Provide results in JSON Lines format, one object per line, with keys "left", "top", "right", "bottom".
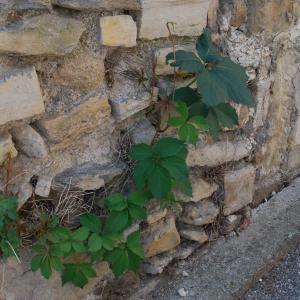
{"left": 179, "top": 225, "right": 209, "bottom": 244}
{"left": 53, "top": 50, "right": 105, "bottom": 90}
{"left": 142, "top": 252, "right": 174, "bottom": 275}
{"left": 35, "top": 175, "right": 53, "bottom": 197}
{"left": 288, "top": 147, "right": 300, "bottom": 170}
{"left": 180, "top": 199, "right": 220, "bottom": 226}
{"left": 147, "top": 199, "right": 168, "bottom": 224}
{"left": 99, "top": 15, "right": 137, "bottom": 47}
{"left": 17, "top": 181, "right": 33, "bottom": 209}
{"left": 0, "top": 252, "right": 112, "bottom": 300}
{"left": 11, "top": 125, "right": 48, "bottom": 159}
{"left": 207, "top": 0, "right": 219, "bottom": 30}
{"left": 12, "top": 0, "right": 51, "bottom": 10}
{"left": 35, "top": 94, "right": 111, "bottom": 145}
{"left": 223, "top": 165, "right": 256, "bottom": 216}
{"left": 221, "top": 214, "right": 243, "bottom": 235}
{"left": 0, "top": 15, "right": 85, "bottom": 56}
{"left": 139, "top": 0, "right": 210, "bottom": 40}
{"left": 142, "top": 214, "right": 180, "bottom": 258}
{"left": 52, "top": 0, "right": 140, "bottom": 10}
{"left": 0, "top": 133, "right": 17, "bottom": 165}
{"left": 54, "top": 161, "right": 126, "bottom": 190}
{"left": 175, "top": 170, "right": 218, "bottom": 203}
{"left": 129, "top": 118, "right": 156, "bottom": 145}
{"left": 230, "top": 0, "right": 247, "bottom": 28}
{"left": 0, "top": 67, "right": 44, "bottom": 126}
{"left": 187, "top": 138, "right": 253, "bottom": 167}
{"left": 247, "top": 0, "right": 294, "bottom": 33}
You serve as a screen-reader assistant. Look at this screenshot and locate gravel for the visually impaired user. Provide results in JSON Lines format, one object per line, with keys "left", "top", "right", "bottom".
{"left": 244, "top": 244, "right": 300, "bottom": 300}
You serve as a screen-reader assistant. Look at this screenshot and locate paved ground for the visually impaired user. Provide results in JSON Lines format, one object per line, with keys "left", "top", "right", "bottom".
{"left": 130, "top": 177, "right": 300, "bottom": 300}
{"left": 244, "top": 244, "right": 300, "bottom": 300}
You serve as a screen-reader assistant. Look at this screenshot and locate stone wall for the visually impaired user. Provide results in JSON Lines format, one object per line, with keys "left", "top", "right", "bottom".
{"left": 1, "top": 0, "right": 300, "bottom": 299}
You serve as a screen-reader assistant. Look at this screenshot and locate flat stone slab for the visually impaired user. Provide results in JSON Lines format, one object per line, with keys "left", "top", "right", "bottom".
{"left": 143, "top": 177, "right": 300, "bottom": 300}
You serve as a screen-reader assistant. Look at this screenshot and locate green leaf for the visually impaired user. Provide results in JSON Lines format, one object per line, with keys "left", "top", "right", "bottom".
{"left": 213, "top": 103, "right": 238, "bottom": 128}
{"left": 72, "top": 227, "right": 89, "bottom": 241}
{"left": 166, "top": 50, "right": 205, "bottom": 73}
{"left": 189, "top": 116, "right": 209, "bottom": 129}
{"left": 61, "top": 264, "right": 76, "bottom": 286}
{"left": 73, "top": 271, "right": 88, "bottom": 288}
{"left": 127, "top": 191, "right": 150, "bottom": 207}
{"left": 175, "top": 101, "right": 189, "bottom": 120}
{"left": 105, "top": 193, "right": 127, "bottom": 212}
{"left": 127, "top": 250, "right": 143, "bottom": 272}
{"left": 59, "top": 241, "right": 72, "bottom": 254}
{"left": 153, "top": 138, "right": 186, "bottom": 158}
{"left": 72, "top": 241, "right": 86, "bottom": 253}
{"left": 80, "top": 213, "right": 101, "bottom": 233}
{"left": 133, "top": 159, "right": 155, "bottom": 190}
{"left": 129, "top": 144, "right": 153, "bottom": 161}
{"left": 127, "top": 231, "right": 144, "bottom": 259}
{"left": 31, "top": 255, "right": 43, "bottom": 272}
{"left": 178, "top": 123, "right": 199, "bottom": 145}
{"left": 168, "top": 116, "right": 185, "bottom": 127}
{"left": 196, "top": 28, "right": 221, "bottom": 63}
{"left": 178, "top": 124, "right": 189, "bottom": 141}
{"left": 104, "top": 210, "right": 129, "bottom": 233}
{"left": 40, "top": 257, "right": 52, "bottom": 279}
{"left": 128, "top": 204, "right": 147, "bottom": 220}
{"left": 88, "top": 233, "right": 103, "bottom": 253}
{"left": 207, "top": 109, "right": 221, "bottom": 138}
{"left": 148, "top": 164, "right": 171, "bottom": 200}
{"left": 51, "top": 256, "right": 62, "bottom": 272}
{"left": 102, "top": 236, "right": 114, "bottom": 251}
{"left": 105, "top": 248, "right": 129, "bottom": 278}
{"left": 174, "top": 87, "right": 201, "bottom": 106}
{"left": 80, "top": 263, "right": 97, "bottom": 279}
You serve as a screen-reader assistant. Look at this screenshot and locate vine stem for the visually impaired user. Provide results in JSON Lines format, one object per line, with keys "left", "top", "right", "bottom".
{"left": 6, "top": 241, "right": 21, "bottom": 264}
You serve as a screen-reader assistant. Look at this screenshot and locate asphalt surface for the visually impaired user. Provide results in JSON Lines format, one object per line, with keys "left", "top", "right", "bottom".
{"left": 244, "top": 244, "right": 300, "bottom": 300}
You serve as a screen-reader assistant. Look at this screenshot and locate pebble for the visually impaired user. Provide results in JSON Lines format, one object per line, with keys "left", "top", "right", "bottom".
{"left": 182, "top": 271, "right": 189, "bottom": 277}
{"left": 177, "top": 288, "right": 188, "bottom": 297}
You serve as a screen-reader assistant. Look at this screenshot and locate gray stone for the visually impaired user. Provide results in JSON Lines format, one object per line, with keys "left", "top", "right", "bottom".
{"left": 11, "top": 125, "right": 48, "bottom": 159}
{"left": 179, "top": 224, "right": 209, "bottom": 244}
{"left": 0, "top": 67, "right": 44, "bottom": 126}
{"left": 0, "top": 15, "right": 85, "bottom": 56}
{"left": 17, "top": 182, "right": 33, "bottom": 209}
{"left": 35, "top": 175, "right": 53, "bottom": 197}
{"left": 181, "top": 199, "right": 220, "bottom": 226}
{"left": 221, "top": 214, "right": 243, "bottom": 235}
{"left": 54, "top": 161, "right": 126, "bottom": 190}
{"left": 0, "top": 133, "right": 17, "bottom": 165}
{"left": 52, "top": 0, "right": 140, "bottom": 10}
{"left": 187, "top": 138, "right": 253, "bottom": 167}
{"left": 223, "top": 165, "right": 256, "bottom": 216}
{"left": 147, "top": 177, "right": 300, "bottom": 300}
{"left": 129, "top": 118, "right": 156, "bottom": 145}
{"left": 13, "top": 0, "right": 51, "bottom": 10}
{"left": 139, "top": 0, "right": 210, "bottom": 40}
{"left": 142, "top": 252, "right": 174, "bottom": 275}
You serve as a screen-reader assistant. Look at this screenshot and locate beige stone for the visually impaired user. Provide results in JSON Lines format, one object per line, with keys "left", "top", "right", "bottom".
{"left": 181, "top": 199, "right": 220, "bottom": 226}
{"left": 99, "top": 15, "right": 137, "bottom": 47}
{"left": 223, "top": 165, "right": 256, "bottom": 216}
{"left": 247, "top": 0, "right": 294, "bottom": 33}
{"left": 207, "top": 0, "right": 219, "bottom": 30}
{"left": 221, "top": 214, "right": 243, "bottom": 235}
{"left": 17, "top": 181, "right": 33, "bottom": 209}
{"left": 53, "top": 50, "right": 105, "bottom": 90}
{"left": 143, "top": 215, "right": 180, "bottom": 258}
{"left": 175, "top": 171, "right": 218, "bottom": 203}
{"left": 11, "top": 125, "right": 48, "bottom": 159}
{"left": 52, "top": 0, "right": 140, "bottom": 10}
{"left": 35, "top": 175, "right": 53, "bottom": 197}
{"left": 0, "top": 253, "right": 112, "bottom": 300}
{"left": 0, "top": 67, "right": 44, "bottom": 126}
{"left": 231, "top": 0, "right": 247, "bottom": 27}
{"left": 179, "top": 225, "right": 209, "bottom": 244}
{"left": 187, "top": 138, "right": 253, "bottom": 167}
{"left": 0, "top": 15, "right": 85, "bottom": 56}
{"left": 288, "top": 147, "right": 300, "bottom": 169}
{"left": 35, "top": 94, "right": 110, "bottom": 144}
{"left": 0, "top": 133, "right": 17, "bottom": 165}
{"left": 147, "top": 199, "right": 168, "bottom": 224}
{"left": 139, "top": 0, "right": 210, "bottom": 40}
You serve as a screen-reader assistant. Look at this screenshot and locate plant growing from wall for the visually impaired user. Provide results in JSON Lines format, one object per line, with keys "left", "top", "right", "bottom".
{"left": 0, "top": 28, "right": 254, "bottom": 289}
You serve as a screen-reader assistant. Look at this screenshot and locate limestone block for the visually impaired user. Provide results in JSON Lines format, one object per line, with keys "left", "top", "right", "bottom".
{"left": 17, "top": 182, "right": 33, "bottom": 209}
{"left": 0, "top": 67, "right": 44, "bottom": 126}
{"left": 129, "top": 118, "right": 156, "bottom": 145}
{"left": 288, "top": 147, "right": 300, "bottom": 170}
{"left": 53, "top": 50, "right": 105, "bottom": 90}
{"left": 180, "top": 199, "right": 220, "bottom": 226}
{"left": 54, "top": 161, "right": 126, "bottom": 190}
{"left": 142, "top": 214, "right": 180, "bottom": 258}
{"left": 231, "top": 0, "right": 247, "bottom": 27}
{"left": 147, "top": 199, "right": 168, "bottom": 224}
{"left": 179, "top": 225, "right": 208, "bottom": 244}
{"left": 223, "top": 165, "right": 256, "bottom": 216}
{"left": 0, "top": 15, "right": 85, "bottom": 56}
{"left": 247, "top": 0, "right": 294, "bottom": 33}
{"left": 139, "top": 0, "right": 210, "bottom": 40}
{"left": 175, "top": 170, "right": 218, "bottom": 203}
{"left": 52, "top": 0, "right": 140, "bottom": 10}
{"left": 99, "top": 15, "right": 137, "bottom": 47}
{"left": 0, "top": 133, "right": 17, "bottom": 165}
{"left": 187, "top": 138, "right": 252, "bottom": 167}
{"left": 35, "top": 94, "right": 110, "bottom": 144}
{"left": 35, "top": 175, "right": 53, "bottom": 197}
{"left": 11, "top": 125, "right": 48, "bottom": 159}
{"left": 0, "top": 254, "right": 111, "bottom": 300}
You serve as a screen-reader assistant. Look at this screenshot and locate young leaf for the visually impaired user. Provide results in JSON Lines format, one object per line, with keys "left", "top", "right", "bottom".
{"left": 40, "top": 257, "right": 52, "bottom": 279}
{"left": 175, "top": 101, "right": 189, "bottom": 121}
{"left": 31, "top": 255, "right": 43, "bottom": 272}
{"left": 80, "top": 213, "right": 101, "bottom": 233}
{"left": 88, "top": 233, "right": 103, "bottom": 253}
{"left": 127, "top": 231, "right": 144, "bottom": 259}
{"left": 189, "top": 116, "right": 208, "bottom": 129}
{"left": 168, "top": 116, "right": 185, "bottom": 127}
{"left": 128, "top": 204, "right": 147, "bottom": 221}
{"left": 72, "top": 227, "right": 89, "bottom": 241}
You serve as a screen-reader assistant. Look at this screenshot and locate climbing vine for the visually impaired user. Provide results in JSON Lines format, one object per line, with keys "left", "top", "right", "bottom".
{"left": 0, "top": 28, "right": 254, "bottom": 288}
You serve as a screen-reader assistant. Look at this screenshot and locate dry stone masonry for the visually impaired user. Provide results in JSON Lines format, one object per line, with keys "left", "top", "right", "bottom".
{"left": 1, "top": 0, "right": 300, "bottom": 299}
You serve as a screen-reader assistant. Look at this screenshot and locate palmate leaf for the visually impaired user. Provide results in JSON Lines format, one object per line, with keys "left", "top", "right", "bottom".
{"left": 104, "top": 210, "right": 129, "bottom": 233}
{"left": 153, "top": 137, "right": 186, "bottom": 158}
